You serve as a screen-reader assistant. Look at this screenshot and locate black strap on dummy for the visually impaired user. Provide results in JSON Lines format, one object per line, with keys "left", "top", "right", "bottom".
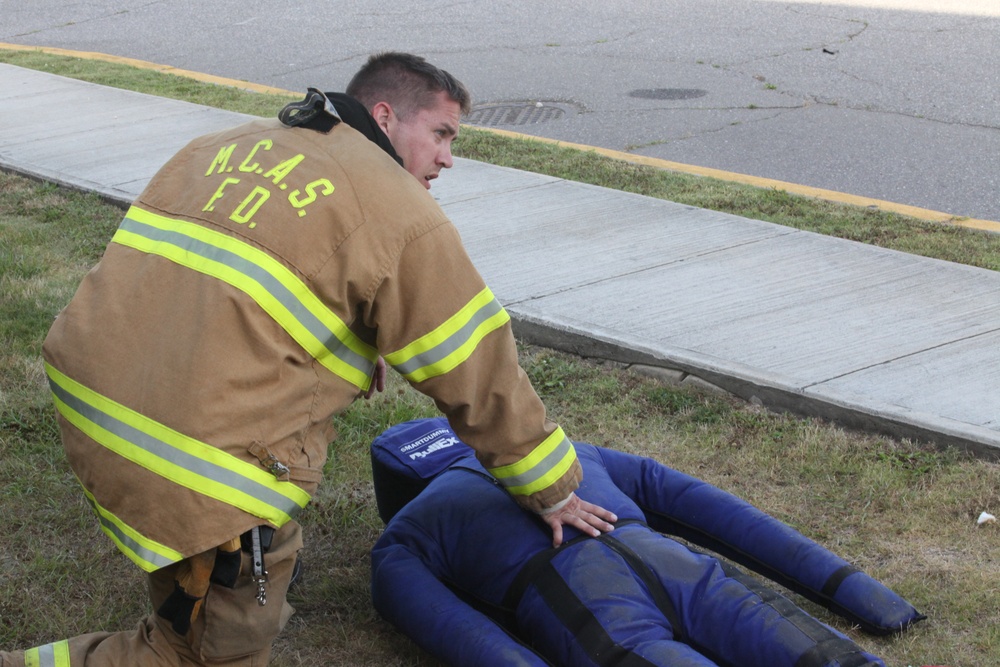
{"left": 502, "top": 519, "right": 652, "bottom": 612}
{"left": 501, "top": 520, "right": 680, "bottom": 667}
{"left": 531, "top": 560, "right": 660, "bottom": 667}
{"left": 717, "top": 560, "right": 879, "bottom": 667}
{"left": 598, "top": 532, "right": 684, "bottom": 642}
{"left": 821, "top": 564, "right": 861, "bottom": 599}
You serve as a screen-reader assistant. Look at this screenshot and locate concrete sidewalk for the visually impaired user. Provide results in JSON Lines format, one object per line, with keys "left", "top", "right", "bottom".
{"left": 3, "top": 63, "right": 999, "bottom": 457}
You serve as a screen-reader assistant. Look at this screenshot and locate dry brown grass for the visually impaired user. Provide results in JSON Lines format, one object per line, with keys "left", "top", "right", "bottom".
{"left": 2, "top": 50, "right": 999, "bottom": 664}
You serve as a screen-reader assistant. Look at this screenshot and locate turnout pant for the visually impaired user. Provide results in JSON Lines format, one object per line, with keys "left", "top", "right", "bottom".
{"left": 1, "top": 522, "right": 301, "bottom": 667}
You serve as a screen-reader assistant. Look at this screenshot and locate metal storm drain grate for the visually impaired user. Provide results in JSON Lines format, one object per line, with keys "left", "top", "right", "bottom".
{"left": 629, "top": 88, "right": 708, "bottom": 100}
{"left": 466, "top": 102, "right": 576, "bottom": 127}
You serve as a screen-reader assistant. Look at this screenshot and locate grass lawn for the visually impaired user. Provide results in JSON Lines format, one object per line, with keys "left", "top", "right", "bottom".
{"left": 1, "top": 48, "right": 998, "bottom": 666}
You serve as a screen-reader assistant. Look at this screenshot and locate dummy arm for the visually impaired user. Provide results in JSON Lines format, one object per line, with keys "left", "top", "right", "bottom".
{"left": 371, "top": 542, "right": 550, "bottom": 667}
{"left": 596, "top": 445, "right": 923, "bottom": 635}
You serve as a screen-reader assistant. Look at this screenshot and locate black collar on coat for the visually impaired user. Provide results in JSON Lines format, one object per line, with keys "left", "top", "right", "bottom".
{"left": 278, "top": 89, "right": 404, "bottom": 168}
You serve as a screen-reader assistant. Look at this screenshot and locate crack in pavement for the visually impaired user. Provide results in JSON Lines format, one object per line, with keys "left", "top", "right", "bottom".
{"left": 9, "top": 1, "right": 164, "bottom": 39}
{"left": 622, "top": 106, "right": 803, "bottom": 151}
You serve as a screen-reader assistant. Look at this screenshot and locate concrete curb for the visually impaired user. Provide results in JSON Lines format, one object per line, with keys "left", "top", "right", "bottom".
{"left": 511, "top": 312, "right": 1000, "bottom": 460}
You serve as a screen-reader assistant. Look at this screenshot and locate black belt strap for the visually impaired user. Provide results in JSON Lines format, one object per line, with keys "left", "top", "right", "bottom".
{"left": 502, "top": 519, "right": 648, "bottom": 608}
{"left": 532, "top": 561, "right": 660, "bottom": 667}
{"left": 503, "top": 521, "right": 682, "bottom": 667}
{"left": 502, "top": 530, "right": 597, "bottom": 611}
{"left": 598, "top": 532, "right": 685, "bottom": 644}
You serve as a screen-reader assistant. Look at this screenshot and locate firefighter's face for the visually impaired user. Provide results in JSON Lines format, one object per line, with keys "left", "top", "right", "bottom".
{"left": 375, "top": 91, "right": 461, "bottom": 190}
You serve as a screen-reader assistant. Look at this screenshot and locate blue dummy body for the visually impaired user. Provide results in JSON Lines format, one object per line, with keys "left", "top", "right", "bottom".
{"left": 370, "top": 418, "right": 922, "bottom": 667}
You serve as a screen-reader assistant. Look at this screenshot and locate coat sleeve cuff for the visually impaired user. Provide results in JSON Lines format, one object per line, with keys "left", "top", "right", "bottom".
{"left": 510, "top": 457, "right": 582, "bottom": 514}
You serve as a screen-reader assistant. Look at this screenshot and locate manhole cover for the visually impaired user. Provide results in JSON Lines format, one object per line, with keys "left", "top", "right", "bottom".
{"left": 466, "top": 102, "right": 576, "bottom": 127}
{"left": 629, "top": 88, "right": 708, "bottom": 100}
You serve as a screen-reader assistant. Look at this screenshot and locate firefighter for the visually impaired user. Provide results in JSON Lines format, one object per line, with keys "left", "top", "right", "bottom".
{"left": 2, "top": 52, "right": 615, "bottom": 666}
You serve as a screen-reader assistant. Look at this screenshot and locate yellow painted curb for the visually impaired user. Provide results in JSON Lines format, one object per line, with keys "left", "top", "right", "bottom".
{"left": 4, "top": 43, "right": 998, "bottom": 233}
{"left": 477, "top": 128, "right": 1000, "bottom": 234}
{"left": 0, "top": 42, "right": 297, "bottom": 97}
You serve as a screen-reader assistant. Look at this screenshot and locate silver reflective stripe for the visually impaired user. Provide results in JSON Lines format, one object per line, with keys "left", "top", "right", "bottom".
{"left": 392, "top": 297, "right": 505, "bottom": 377}
{"left": 27, "top": 641, "right": 68, "bottom": 667}
{"left": 35, "top": 644, "right": 55, "bottom": 667}
{"left": 82, "top": 493, "right": 177, "bottom": 570}
{"left": 493, "top": 436, "right": 574, "bottom": 490}
{"left": 48, "top": 377, "right": 303, "bottom": 520}
{"left": 118, "top": 216, "right": 375, "bottom": 380}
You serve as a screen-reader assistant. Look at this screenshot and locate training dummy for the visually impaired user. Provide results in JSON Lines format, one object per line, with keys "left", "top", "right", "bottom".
{"left": 370, "top": 418, "right": 924, "bottom": 667}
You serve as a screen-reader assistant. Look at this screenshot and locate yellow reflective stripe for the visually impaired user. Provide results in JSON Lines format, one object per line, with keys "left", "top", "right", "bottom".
{"left": 25, "top": 640, "right": 70, "bottom": 667}
{"left": 80, "top": 482, "right": 184, "bottom": 572}
{"left": 46, "top": 363, "right": 310, "bottom": 529}
{"left": 113, "top": 206, "right": 377, "bottom": 390}
{"left": 385, "top": 287, "right": 510, "bottom": 383}
{"left": 488, "top": 428, "right": 577, "bottom": 497}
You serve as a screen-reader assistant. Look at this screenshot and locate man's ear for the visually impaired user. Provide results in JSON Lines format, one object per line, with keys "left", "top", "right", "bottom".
{"left": 370, "top": 101, "right": 394, "bottom": 134}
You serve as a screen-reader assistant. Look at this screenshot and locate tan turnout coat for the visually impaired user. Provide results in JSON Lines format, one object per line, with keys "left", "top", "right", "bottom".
{"left": 42, "top": 118, "right": 581, "bottom": 570}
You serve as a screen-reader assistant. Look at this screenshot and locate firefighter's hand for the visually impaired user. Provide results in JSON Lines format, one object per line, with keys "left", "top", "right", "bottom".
{"left": 541, "top": 493, "right": 617, "bottom": 547}
{"left": 363, "top": 357, "right": 387, "bottom": 400}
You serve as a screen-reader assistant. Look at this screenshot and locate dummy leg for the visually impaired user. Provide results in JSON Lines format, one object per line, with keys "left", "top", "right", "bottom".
{"left": 515, "top": 529, "right": 883, "bottom": 667}
{"left": 616, "top": 530, "right": 884, "bottom": 667}
{"left": 516, "top": 539, "right": 720, "bottom": 666}
{"left": 0, "top": 521, "right": 302, "bottom": 667}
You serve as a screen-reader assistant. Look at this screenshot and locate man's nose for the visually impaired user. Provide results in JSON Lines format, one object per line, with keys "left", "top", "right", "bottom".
{"left": 438, "top": 144, "right": 454, "bottom": 169}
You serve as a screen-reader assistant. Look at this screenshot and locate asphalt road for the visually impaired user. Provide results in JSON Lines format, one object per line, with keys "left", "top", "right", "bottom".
{"left": 2, "top": 0, "right": 998, "bottom": 221}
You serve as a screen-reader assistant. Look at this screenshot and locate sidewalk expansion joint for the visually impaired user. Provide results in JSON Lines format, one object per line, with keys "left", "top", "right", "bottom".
{"left": 803, "top": 326, "right": 1000, "bottom": 390}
